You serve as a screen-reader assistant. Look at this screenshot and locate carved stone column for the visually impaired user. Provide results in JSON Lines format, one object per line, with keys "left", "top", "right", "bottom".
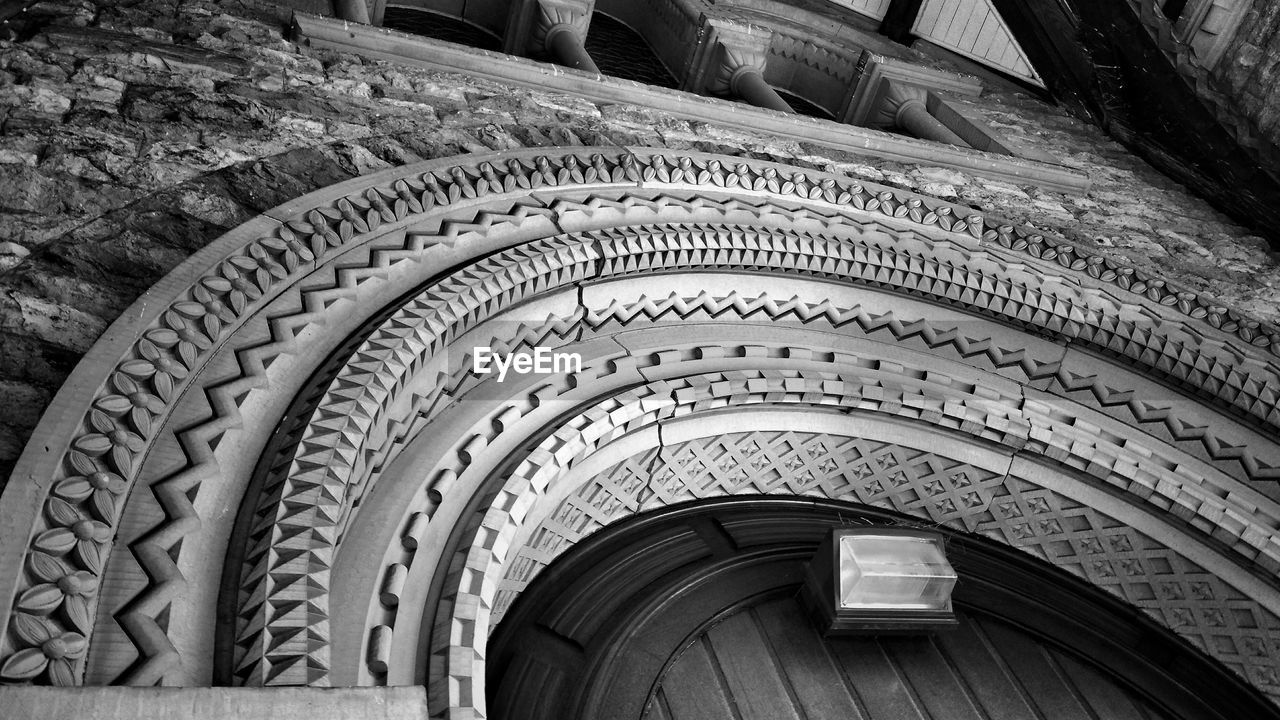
{"left": 505, "top": 0, "right": 599, "bottom": 74}
{"left": 871, "top": 81, "right": 967, "bottom": 146}
{"left": 333, "top": 0, "right": 371, "bottom": 24}
{"left": 718, "top": 43, "right": 794, "bottom": 113}
{"left": 842, "top": 51, "right": 983, "bottom": 146}
{"left": 686, "top": 15, "right": 792, "bottom": 113}
{"left": 533, "top": 0, "right": 599, "bottom": 73}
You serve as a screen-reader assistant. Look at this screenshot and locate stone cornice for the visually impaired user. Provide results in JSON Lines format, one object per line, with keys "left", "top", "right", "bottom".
{"left": 291, "top": 12, "right": 1091, "bottom": 193}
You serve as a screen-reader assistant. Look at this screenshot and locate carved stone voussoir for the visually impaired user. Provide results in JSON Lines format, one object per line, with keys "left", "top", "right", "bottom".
{"left": 2, "top": 148, "right": 1279, "bottom": 690}
{"left": 433, "top": 408, "right": 1280, "bottom": 712}
{"left": 320, "top": 282, "right": 1280, "bottom": 697}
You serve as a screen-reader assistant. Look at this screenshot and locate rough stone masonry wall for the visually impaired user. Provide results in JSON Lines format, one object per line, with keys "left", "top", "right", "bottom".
{"left": 1216, "top": 0, "right": 1280, "bottom": 146}
{"left": 0, "top": 0, "right": 1278, "bottom": 490}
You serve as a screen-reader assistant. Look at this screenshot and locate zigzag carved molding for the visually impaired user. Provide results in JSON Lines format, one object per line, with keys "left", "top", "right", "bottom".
{"left": 91, "top": 233, "right": 1280, "bottom": 684}
{"left": 416, "top": 386, "right": 1280, "bottom": 714}
{"left": 771, "top": 32, "right": 859, "bottom": 83}
{"left": 233, "top": 219, "right": 1280, "bottom": 683}
{"left": 2, "top": 148, "right": 1279, "bottom": 688}
{"left": 317, "top": 326, "right": 1280, "bottom": 696}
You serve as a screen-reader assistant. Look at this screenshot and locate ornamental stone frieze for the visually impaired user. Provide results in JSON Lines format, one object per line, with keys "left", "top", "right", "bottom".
{"left": 0, "top": 149, "right": 1277, "bottom": 716}
{"left": 449, "top": 420, "right": 1280, "bottom": 713}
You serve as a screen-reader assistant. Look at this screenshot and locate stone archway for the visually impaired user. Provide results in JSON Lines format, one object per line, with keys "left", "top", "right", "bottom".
{"left": 0, "top": 149, "right": 1277, "bottom": 717}
{"left": 484, "top": 495, "right": 1278, "bottom": 720}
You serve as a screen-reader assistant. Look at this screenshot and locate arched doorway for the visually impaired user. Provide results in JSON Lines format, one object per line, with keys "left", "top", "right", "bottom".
{"left": 0, "top": 148, "right": 1276, "bottom": 716}
{"left": 488, "top": 497, "right": 1274, "bottom": 720}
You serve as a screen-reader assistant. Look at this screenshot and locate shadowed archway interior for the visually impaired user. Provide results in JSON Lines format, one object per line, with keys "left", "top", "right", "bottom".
{"left": 487, "top": 496, "right": 1274, "bottom": 720}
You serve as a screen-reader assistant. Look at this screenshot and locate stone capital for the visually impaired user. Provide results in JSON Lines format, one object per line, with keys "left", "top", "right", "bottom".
{"left": 865, "top": 78, "right": 931, "bottom": 129}
{"left": 849, "top": 76, "right": 969, "bottom": 146}
{"left": 685, "top": 12, "right": 774, "bottom": 96}
{"left": 504, "top": 0, "right": 595, "bottom": 56}
{"left": 532, "top": 0, "right": 593, "bottom": 51}
{"left": 713, "top": 39, "right": 771, "bottom": 96}
{"left": 840, "top": 51, "right": 982, "bottom": 125}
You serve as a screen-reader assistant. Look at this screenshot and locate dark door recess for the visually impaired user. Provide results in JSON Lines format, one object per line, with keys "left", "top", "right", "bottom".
{"left": 648, "top": 595, "right": 1177, "bottom": 720}
{"left": 487, "top": 497, "right": 1275, "bottom": 720}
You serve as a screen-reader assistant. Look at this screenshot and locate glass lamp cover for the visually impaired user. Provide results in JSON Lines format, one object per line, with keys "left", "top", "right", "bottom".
{"left": 838, "top": 533, "right": 957, "bottom": 610}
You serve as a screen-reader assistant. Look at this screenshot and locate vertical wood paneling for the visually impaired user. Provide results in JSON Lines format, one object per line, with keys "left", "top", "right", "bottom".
{"left": 657, "top": 638, "right": 741, "bottom": 720}
{"left": 828, "top": 0, "right": 895, "bottom": 21}
{"left": 952, "top": 6, "right": 989, "bottom": 49}
{"left": 1054, "top": 652, "right": 1152, "bottom": 720}
{"left": 830, "top": 637, "right": 930, "bottom": 719}
{"left": 650, "top": 600, "right": 1197, "bottom": 720}
{"left": 974, "top": 617, "right": 1095, "bottom": 720}
{"left": 933, "top": 0, "right": 965, "bottom": 46}
{"left": 915, "top": 0, "right": 945, "bottom": 37}
{"left": 754, "top": 599, "right": 869, "bottom": 719}
{"left": 883, "top": 636, "right": 987, "bottom": 720}
{"left": 931, "top": 615, "right": 1044, "bottom": 720}
{"left": 999, "top": 43, "right": 1019, "bottom": 70}
{"left": 706, "top": 612, "right": 804, "bottom": 720}
{"left": 912, "top": 0, "right": 1043, "bottom": 84}
{"left": 972, "top": 13, "right": 998, "bottom": 56}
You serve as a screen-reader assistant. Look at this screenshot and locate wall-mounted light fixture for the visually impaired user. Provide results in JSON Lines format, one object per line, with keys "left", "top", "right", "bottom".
{"left": 801, "top": 527, "right": 958, "bottom": 634}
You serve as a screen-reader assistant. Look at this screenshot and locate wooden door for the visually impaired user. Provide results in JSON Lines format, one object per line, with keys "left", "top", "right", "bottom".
{"left": 486, "top": 498, "right": 1273, "bottom": 720}
{"left": 647, "top": 595, "right": 1176, "bottom": 720}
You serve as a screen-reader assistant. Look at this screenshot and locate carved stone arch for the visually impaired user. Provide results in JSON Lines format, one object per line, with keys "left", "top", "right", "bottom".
{"left": 252, "top": 240, "right": 1280, "bottom": 703}
{"left": 484, "top": 495, "right": 1280, "bottom": 720}
{"left": 240, "top": 252, "right": 1280, "bottom": 688}
{"left": 426, "top": 399, "right": 1280, "bottom": 716}
{"left": 0, "top": 148, "right": 1277, "bottom": 718}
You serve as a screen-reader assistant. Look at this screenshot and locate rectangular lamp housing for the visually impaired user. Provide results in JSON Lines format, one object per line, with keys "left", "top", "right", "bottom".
{"left": 801, "top": 527, "right": 958, "bottom": 634}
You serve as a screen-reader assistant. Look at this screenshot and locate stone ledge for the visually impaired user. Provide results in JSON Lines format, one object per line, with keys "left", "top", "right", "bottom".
{"left": 1, "top": 685, "right": 430, "bottom": 720}
{"left": 291, "top": 12, "right": 1091, "bottom": 194}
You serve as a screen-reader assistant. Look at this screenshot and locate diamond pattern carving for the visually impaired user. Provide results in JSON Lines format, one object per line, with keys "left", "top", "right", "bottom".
{"left": 273, "top": 281, "right": 1279, "bottom": 690}
{"left": 497, "top": 432, "right": 1280, "bottom": 700}
{"left": 7, "top": 148, "right": 1280, "bottom": 690}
